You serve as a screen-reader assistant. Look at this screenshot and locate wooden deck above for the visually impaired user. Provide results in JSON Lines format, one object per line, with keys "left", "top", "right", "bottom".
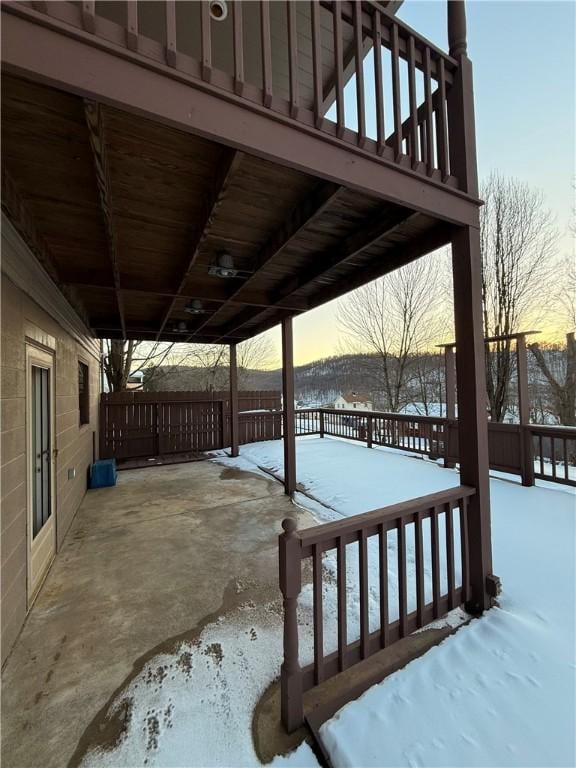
{"left": 2, "top": 73, "right": 453, "bottom": 343}
{"left": 1, "top": 1, "right": 481, "bottom": 344}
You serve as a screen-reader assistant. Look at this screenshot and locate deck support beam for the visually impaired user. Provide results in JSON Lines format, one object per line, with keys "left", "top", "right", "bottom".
{"left": 452, "top": 225, "right": 494, "bottom": 612}
{"left": 282, "top": 317, "right": 296, "bottom": 496}
{"left": 444, "top": 346, "right": 457, "bottom": 468}
{"left": 229, "top": 343, "right": 239, "bottom": 458}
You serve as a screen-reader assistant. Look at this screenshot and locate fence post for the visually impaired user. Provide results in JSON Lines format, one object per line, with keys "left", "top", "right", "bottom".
{"left": 516, "top": 334, "right": 534, "bottom": 486}
{"left": 444, "top": 346, "right": 457, "bottom": 468}
{"left": 279, "top": 517, "right": 303, "bottom": 732}
{"left": 367, "top": 414, "right": 373, "bottom": 448}
{"left": 521, "top": 426, "right": 535, "bottom": 487}
{"left": 229, "top": 343, "right": 239, "bottom": 456}
{"left": 319, "top": 409, "right": 325, "bottom": 438}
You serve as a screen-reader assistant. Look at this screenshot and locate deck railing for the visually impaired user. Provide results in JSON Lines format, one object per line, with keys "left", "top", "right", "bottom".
{"left": 529, "top": 425, "right": 576, "bottom": 487}
{"left": 14, "top": 1, "right": 464, "bottom": 189}
{"left": 279, "top": 484, "right": 475, "bottom": 731}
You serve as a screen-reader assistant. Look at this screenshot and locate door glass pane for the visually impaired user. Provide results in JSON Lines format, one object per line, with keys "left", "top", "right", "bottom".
{"left": 31, "top": 365, "right": 51, "bottom": 538}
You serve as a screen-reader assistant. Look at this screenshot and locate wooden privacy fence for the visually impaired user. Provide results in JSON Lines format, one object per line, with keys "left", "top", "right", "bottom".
{"left": 296, "top": 408, "right": 576, "bottom": 488}
{"left": 99, "top": 391, "right": 281, "bottom": 460}
{"left": 279, "top": 484, "right": 475, "bottom": 731}
{"left": 23, "top": 2, "right": 464, "bottom": 190}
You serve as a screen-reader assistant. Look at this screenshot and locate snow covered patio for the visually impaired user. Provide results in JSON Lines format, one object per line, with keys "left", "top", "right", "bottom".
{"left": 3, "top": 436, "right": 574, "bottom": 768}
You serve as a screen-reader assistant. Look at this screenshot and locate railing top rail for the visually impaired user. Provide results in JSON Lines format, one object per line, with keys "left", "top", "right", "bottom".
{"left": 528, "top": 424, "right": 576, "bottom": 437}
{"left": 312, "top": 407, "right": 447, "bottom": 424}
{"left": 296, "top": 484, "right": 475, "bottom": 549}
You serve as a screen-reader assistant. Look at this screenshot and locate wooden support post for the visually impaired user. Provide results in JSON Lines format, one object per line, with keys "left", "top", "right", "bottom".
{"left": 367, "top": 414, "right": 373, "bottom": 448}
{"left": 516, "top": 334, "right": 534, "bottom": 486}
{"left": 229, "top": 343, "right": 239, "bottom": 457}
{"left": 452, "top": 226, "right": 495, "bottom": 613}
{"left": 279, "top": 517, "right": 303, "bottom": 732}
{"left": 319, "top": 409, "right": 325, "bottom": 438}
{"left": 282, "top": 317, "right": 296, "bottom": 495}
{"left": 444, "top": 346, "right": 456, "bottom": 468}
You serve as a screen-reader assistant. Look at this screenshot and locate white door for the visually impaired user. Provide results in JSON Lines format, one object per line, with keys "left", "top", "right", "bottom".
{"left": 26, "top": 345, "right": 56, "bottom": 603}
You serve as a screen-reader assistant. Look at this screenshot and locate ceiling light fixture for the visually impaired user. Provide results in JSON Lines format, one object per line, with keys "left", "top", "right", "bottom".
{"left": 184, "top": 299, "right": 207, "bottom": 315}
{"left": 209, "top": 1, "right": 228, "bottom": 21}
{"left": 208, "top": 251, "right": 254, "bottom": 280}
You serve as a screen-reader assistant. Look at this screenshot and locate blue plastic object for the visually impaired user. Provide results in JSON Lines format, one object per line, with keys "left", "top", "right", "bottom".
{"left": 90, "top": 459, "right": 117, "bottom": 489}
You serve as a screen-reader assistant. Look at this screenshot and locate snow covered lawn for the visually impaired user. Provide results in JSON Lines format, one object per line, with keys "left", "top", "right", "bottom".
{"left": 83, "top": 438, "right": 575, "bottom": 768}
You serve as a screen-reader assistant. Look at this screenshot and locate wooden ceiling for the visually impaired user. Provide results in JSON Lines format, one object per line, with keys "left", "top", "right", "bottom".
{"left": 1, "top": 73, "right": 451, "bottom": 344}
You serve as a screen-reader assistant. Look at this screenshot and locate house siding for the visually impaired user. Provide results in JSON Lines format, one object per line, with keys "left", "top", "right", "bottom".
{"left": 1, "top": 264, "right": 100, "bottom": 666}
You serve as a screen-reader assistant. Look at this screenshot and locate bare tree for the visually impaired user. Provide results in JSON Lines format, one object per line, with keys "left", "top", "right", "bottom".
{"left": 338, "top": 252, "right": 450, "bottom": 412}
{"left": 528, "top": 333, "right": 576, "bottom": 426}
{"left": 102, "top": 340, "right": 199, "bottom": 392}
{"left": 480, "top": 173, "right": 557, "bottom": 421}
{"left": 236, "top": 334, "right": 276, "bottom": 388}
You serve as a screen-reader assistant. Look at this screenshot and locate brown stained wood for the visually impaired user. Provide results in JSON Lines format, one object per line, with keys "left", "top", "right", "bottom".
{"left": 459, "top": 496, "right": 470, "bottom": 602}
{"left": 165, "top": 0, "right": 177, "bottom": 68}
{"left": 359, "top": 529, "right": 369, "bottom": 659}
{"left": 81, "top": 1, "right": 95, "bottom": 33}
{"left": 391, "top": 23, "right": 402, "bottom": 160}
{"left": 261, "top": 1, "right": 273, "bottom": 107}
{"left": 423, "top": 46, "right": 435, "bottom": 176}
{"left": 311, "top": 0, "right": 323, "bottom": 128}
{"left": 414, "top": 509, "right": 425, "bottom": 627}
{"left": 445, "top": 501, "right": 456, "bottom": 609}
{"left": 125, "top": 0, "right": 138, "bottom": 52}
{"left": 378, "top": 522, "right": 389, "bottom": 647}
{"left": 353, "top": 0, "right": 366, "bottom": 146}
{"left": 333, "top": 2, "right": 345, "bottom": 138}
{"left": 430, "top": 506, "right": 441, "bottom": 618}
{"left": 233, "top": 0, "right": 244, "bottom": 96}
{"left": 84, "top": 100, "right": 126, "bottom": 337}
{"left": 313, "top": 542, "right": 324, "bottom": 685}
{"left": 397, "top": 517, "right": 407, "bottom": 638}
{"left": 156, "top": 149, "right": 244, "bottom": 339}
{"left": 337, "top": 537, "right": 347, "bottom": 672}
{"left": 407, "top": 35, "right": 419, "bottom": 168}
{"left": 287, "top": 1, "right": 299, "bottom": 120}
{"left": 436, "top": 58, "right": 449, "bottom": 180}
{"left": 200, "top": 1, "right": 212, "bottom": 82}
{"left": 372, "top": 11, "right": 385, "bottom": 153}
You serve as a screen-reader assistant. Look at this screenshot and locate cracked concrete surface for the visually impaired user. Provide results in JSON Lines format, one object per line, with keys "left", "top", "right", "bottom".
{"left": 1, "top": 459, "right": 313, "bottom": 768}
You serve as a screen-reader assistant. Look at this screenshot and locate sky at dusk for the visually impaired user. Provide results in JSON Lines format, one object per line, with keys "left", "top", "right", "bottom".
{"left": 262, "top": 0, "right": 575, "bottom": 368}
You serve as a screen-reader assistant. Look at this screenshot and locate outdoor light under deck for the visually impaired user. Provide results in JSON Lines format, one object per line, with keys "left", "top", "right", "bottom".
{"left": 184, "top": 300, "right": 208, "bottom": 316}
{"left": 208, "top": 252, "right": 253, "bottom": 280}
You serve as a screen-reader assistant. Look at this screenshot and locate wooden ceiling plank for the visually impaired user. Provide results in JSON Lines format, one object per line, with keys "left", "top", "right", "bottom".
{"left": 84, "top": 100, "right": 127, "bottom": 338}
{"left": 186, "top": 180, "right": 342, "bottom": 341}
{"left": 216, "top": 205, "right": 420, "bottom": 339}
{"left": 155, "top": 148, "right": 244, "bottom": 340}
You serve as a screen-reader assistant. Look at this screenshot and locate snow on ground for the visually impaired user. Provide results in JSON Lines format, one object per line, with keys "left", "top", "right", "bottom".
{"left": 83, "top": 438, "right": 575, "bottom": 768}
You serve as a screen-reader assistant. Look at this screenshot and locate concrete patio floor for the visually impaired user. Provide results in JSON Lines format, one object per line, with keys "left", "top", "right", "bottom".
{"left": 1, "top": 459, "right": 312, "bottom": 768}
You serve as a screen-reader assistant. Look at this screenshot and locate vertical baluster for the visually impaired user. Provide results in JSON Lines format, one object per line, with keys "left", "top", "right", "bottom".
{"left": 551, "top": 438, "right": 557, "bottom": 479}
{"left": 233, "top": 0, "right": 245, "bottom": 95}
{"left": 391, "top": 23, "right": 402, "bottom": 160}
{"left": 407, "top": 35, "right": 419, "bottom": 167}
{"left": 261, "top": 1, "right": 273, "bottom": 106}
{"left": 445, "top": 501, "right": 456, "bottom": 609}
{"left": 539, "top": 435, "right": 544, "bottom": 476}
{"left": 459, "top": 496, "right": 470, "bottom": 602}
{"left": 373, "top": 10, "right": 385, "bottom": 154}
{"left": 287, "top": 1, "right": 300, "bottom": 119}
{"left": 359, "top": 529, "right": 369, "bottom": 658}
{"left": 436, "top": 57, "right": 449, "bottom": 179}
{"left": 431, "top": 506, "right": 441, "bottom": 618}
{"left": 563, "top": 439, "right": 569, "bottom": 482}
{"left": 200, "top": 1, "right": 212, "bottom": 81}
{"left": 313, "top": 542, "right": 324, "bottom": 684}
{"left": 424, "top": 46, "right": 434, "bottom": 174}
{"left": 397, "top": 517, "right": 407, "bottom": 637}
{"left": 337, "top": 536, "right": 347, "bottom": 671}
{"left": 415, "top": 510, "right": 424, "bottom": 627}
{"left": 419, "top": 121, "right": 427, "bottom": 168}
{"left": 165, "top": 0, "right": 177, "bottom": 67}
{"left": 311, "top": 0, "right": 323, "bottom": 128}
{"left": 333, "top": 1, "right": 345, "bottom": 138}
{"left": 81, "top": 1, "right": 96, "bottom": 33}
{"left": 353, "top": 0, "right": 366, "bottom": 146}
{"left": 379, "top": 522, "right": 389, "bottom": 647}
{"left": 126, "top": 0, "right": 139, "bottom": 51}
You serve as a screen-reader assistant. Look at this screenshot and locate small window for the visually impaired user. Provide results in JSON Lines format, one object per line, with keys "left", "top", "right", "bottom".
{"left": 78, "top": 362, "right": 90, "bottom": 425}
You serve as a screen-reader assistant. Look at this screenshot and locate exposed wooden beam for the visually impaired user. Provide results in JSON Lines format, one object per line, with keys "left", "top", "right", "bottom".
{"left": 155, "top": 148, "right": 244, "bottom": 340}
{"left": 64, "top": 281, "right": 309, "bottom": 312}
{"left": 187, "top": 181, "right": 342, "bottom": 341}
{"left": 217, "top": 206, "right": 419, "bottom": 339}
{"left": 84, "top": 99, "right": 126, "bottom": 338}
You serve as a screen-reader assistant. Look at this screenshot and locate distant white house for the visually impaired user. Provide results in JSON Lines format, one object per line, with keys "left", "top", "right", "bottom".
{"left": 333, "top": 392, "right": 373, "bottom": 411}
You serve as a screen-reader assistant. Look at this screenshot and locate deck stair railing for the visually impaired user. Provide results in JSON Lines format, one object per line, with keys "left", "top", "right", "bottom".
{"left": 13, "top": 0, "right": 465, "bottom": 189}
{"left": 279, "top": 484, "right": 475, "bottom": 731}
